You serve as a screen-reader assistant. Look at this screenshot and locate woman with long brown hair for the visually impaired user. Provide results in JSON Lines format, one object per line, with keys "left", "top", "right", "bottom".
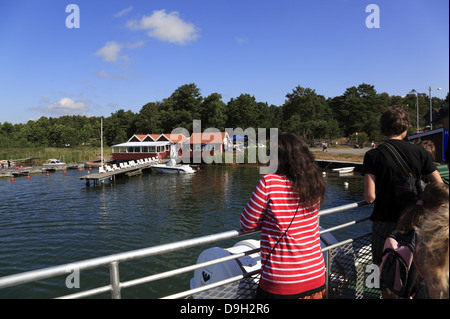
{"left": 240, "top": 132, "right": 327, "bottom": 299}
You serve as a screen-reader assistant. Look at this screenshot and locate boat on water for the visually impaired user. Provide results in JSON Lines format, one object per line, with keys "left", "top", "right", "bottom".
{"left": 42, "top": 159, "right": 67, "bottom": 170}
{"left": 152, "top": 159, "right": 196, "bottom": 174}
{"left": 331, "top": 166, "right": 355, "bottom": 174}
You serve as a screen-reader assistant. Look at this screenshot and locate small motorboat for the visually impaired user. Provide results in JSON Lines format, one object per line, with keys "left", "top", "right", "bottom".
{"left": 152, "top": 159, "right": 196, "bottom": 174}
{"left": 331, "top": 167, "right": 355, "bottom": 174}
{"left": 43, "top": 159, "right": 67, "bottom": 170}
{"left": 42, "top": 158, "right": 67, "bottom": 168}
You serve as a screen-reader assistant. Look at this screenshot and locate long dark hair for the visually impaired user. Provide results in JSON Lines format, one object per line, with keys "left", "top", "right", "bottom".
{"left": 275, "top": 133, "right": 326, "bottom": 204}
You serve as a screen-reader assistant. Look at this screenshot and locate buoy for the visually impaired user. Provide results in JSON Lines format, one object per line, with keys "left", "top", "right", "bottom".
{"left": 322, "top": 171, "right": 326, "bottom": 177}
{"left": 46, "top": 173, "right": 50, "bottom": 176}
{"left": 27, "top": 176, "right": 30, "bottom": 179}
{"left": 197, "top": 167, "right": 200, "bottom": 171}
{"left": 89, "top": 167, "right": 92, "bottom": 170}
{"left": 63, "top": 171, "right": 66, "bottom": 174}
{"left": 11, "top": 177, "right": 15, "bottom": 182}
{"left": 344, "top": 179, "right": 349, "bottom": 188}
{"left": 78, "top": 168, "right": 82, "bottom": 172}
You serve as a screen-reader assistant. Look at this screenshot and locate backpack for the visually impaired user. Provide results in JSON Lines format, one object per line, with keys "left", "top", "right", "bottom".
{"left": 379, "top": 229, "right": 418, "bottom": 299}
{"left": 378, "top": 142, "right": 425, "bottom": 210}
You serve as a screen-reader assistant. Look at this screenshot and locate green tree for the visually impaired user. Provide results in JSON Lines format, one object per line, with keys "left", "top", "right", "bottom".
{"left": 226, "top": 94, "right": 261, "bottom": 129}
{"left": 200, "top": 93, "right": 227, "bottom": 130}
{"left": 282, "top": 85, "right": 335, "bottom": 140}
{"left": 160, "top": 83, "right": 203, "bottom": 132}
{"left": 104, "top": 110, "right": 137, "bottom": 145}
{"left": 330, "top": 83, "right": 379, "bottom": 138}
{"left": 136, "top": 102, "right": 162, "bottom": 133}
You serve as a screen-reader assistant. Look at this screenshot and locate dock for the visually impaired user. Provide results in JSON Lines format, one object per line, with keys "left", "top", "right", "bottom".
{"left": 315, "top": 159, "right": 363, "bottom": 172}
{"left": 0, "top": 168, "right": 40, "bottom": 178}
{"left": 79, "top": 160, "right": 158, "bottom": 186}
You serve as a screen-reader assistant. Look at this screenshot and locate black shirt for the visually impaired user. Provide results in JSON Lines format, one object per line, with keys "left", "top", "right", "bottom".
{"left": 361, "top": 139, "right": 437, "bottom": 222}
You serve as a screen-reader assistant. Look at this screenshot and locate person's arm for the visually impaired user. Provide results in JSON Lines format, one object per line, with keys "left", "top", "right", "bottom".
{"left": 364, "top": 173, "right": 376, "bottom": 204}
{"left": 240, "top": 178, "right": 268, "bottom": 232}
{"left": 424, "top": 170, "right": 443, "bottom": 184}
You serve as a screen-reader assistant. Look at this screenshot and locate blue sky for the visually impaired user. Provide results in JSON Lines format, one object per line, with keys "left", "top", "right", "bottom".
{"left": 0, "top": 0, "right": 448, "bottom": 124}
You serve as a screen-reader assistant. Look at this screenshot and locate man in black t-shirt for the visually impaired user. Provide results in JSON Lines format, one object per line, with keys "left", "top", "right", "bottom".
{"left": 361, "top": 107, "right": 443, "bottom": 265}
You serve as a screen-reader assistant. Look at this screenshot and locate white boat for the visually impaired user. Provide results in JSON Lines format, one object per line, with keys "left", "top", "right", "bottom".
{"left": 331, "top": 166, "right": 355, "bottom": 174}
{"left": 43, "top": 159, "right": 67, "bottom": 170}
{"left": 152, "top": 159, "right": 196, "bottom": 174}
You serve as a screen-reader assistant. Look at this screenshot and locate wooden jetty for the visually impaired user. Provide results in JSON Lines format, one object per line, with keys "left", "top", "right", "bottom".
{"left": 315, "top": 159, "right": 363, "bottom": 172}
{"left": 79, "top": 161, "right": 157, "bottom": 186}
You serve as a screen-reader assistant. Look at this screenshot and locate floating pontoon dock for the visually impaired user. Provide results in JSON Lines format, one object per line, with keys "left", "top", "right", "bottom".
{"left": 79, "top": 159, "right": 160, "bottom": 186}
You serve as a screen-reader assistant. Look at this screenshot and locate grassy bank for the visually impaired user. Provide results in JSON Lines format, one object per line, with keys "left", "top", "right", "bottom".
{"left": 208, "top": 148, "right": 364, "bottom": 165}
{"left": 2, "top": 146, "right": 363, "bottom": 167}
{"left": 1, "top": 147, "right": 112, "bottom": 165}
{"left": 312, "top": 152, "right": 364, "bottom": 163}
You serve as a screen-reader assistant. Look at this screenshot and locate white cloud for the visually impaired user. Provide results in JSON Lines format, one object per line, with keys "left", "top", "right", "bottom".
{"left": 126, "top": 9, "right": 200, "bottom": 45}
{"left": 126, "top": 41, "right": 145, "bottom": 49}
{"left": 235, "top": 37, "right": 248, "bottom": 44}
{"left": 40, "top": 96, "right": 51, "bottom": 103}
{"left": 94, "top": 41, "right": 126, "bottom": 63}
{"left": 44, "top": 98, "right": 89, "bottom": 115}
{"left": 114, "top": 6, "right": 133, "bottom": 18}
{"left": 94, "top": 41, "right": 144, "bottom": 63}
{"left": 97, "top": 70, "right": 127, "bottom": 81}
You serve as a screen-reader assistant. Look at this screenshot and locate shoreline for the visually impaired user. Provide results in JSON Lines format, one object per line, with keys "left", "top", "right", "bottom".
{"left": 1, "top": 150, "right": 365, "bottom": 179}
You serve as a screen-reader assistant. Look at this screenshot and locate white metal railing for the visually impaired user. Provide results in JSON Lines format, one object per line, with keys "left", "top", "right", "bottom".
{"left": 0, "top": 201, "right": 371, "bottom": 299}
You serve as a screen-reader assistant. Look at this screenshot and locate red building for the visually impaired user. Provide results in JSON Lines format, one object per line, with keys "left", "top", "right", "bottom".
{"left": 111, "top": 133, "right": 188, "bottom": 162}
{"left": 112, "top": 132, "right": 232, "bottom": 163}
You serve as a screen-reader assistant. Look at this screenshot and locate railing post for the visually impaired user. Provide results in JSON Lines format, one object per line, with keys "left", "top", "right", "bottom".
{"left": 325, "top": 248, "right": 330, "bottom": 299}
{"left": 109, "top": 261, "right": 121, "bottom": 299}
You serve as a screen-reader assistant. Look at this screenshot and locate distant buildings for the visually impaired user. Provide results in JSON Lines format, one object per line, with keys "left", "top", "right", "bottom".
{"left": 112, "top": 132, "right": 231, "bottom": 162}
{"left": 408, "top": 128, "right": 449, "bottom": 163}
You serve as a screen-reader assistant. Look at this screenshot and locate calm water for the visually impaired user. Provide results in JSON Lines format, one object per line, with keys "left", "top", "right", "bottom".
{"left": 0, "top": 165, "right": 372, "bottom": 298}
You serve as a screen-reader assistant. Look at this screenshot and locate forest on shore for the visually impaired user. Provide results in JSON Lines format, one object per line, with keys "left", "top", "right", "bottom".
{"left": 1, "top": 83, "right": 448, "bottom": 150}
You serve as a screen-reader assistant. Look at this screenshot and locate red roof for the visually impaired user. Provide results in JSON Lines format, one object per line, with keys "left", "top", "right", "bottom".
{"left": 127, "top": 133, "right": 230, "bottom": 144}
{"left": 189, "top": 132, "right": 230, "bottom": 144}
{"left": 128, "top": 133, "right": 189, "bottom": 143}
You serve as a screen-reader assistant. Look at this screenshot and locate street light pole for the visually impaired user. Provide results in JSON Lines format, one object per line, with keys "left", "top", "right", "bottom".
{"left": 429, "top": 87, "right": 442, "bottom": 130}
{"left": 410, "top": 89, "right": 419, "bottom": 132}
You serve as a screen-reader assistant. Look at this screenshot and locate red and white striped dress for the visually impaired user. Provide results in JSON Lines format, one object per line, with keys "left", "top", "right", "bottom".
{"left": 240, "top": 174, "right": 325, "bottom": 295}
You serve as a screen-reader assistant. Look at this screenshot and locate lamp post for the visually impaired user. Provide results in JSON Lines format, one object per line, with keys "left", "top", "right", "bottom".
{"left": 429, "top": 87, "right": 442, "bottom": 130}
{"left": 409, "top": 89, "right": 419, "bottom": 132}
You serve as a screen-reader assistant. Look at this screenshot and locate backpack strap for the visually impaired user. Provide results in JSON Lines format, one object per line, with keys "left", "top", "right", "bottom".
{"left": 389, "top": 229, "right": 417, "bottom": 253}
{"left": 379, "top": 142, "right": 414, "bottom": 178}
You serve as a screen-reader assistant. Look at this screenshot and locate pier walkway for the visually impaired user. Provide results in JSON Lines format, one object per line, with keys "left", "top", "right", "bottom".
{"left": 80, "top": 160, "right": 158, "bottom": 186}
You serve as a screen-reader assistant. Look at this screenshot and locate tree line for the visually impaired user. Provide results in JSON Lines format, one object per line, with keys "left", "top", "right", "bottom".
{"left": 1, "top": 83, "right": 448, "bottom": 149}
